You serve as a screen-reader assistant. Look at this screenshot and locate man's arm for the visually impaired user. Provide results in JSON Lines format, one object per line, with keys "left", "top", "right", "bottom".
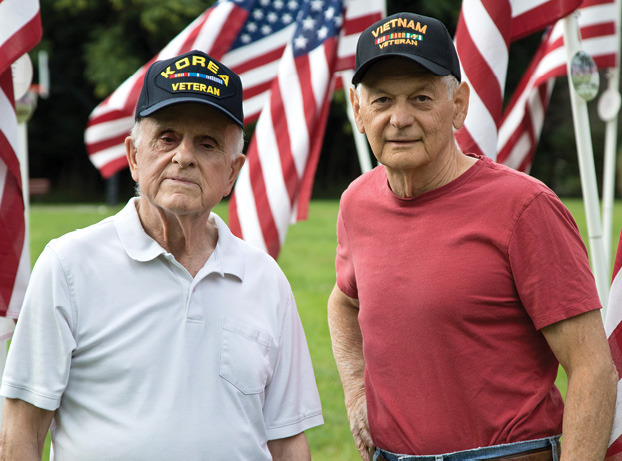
{"left": 541, "top": 309, "right": 617, "bottom": 460}
{"left": 267, "top": 432, "right": 310, "bottom": 460}
{"left": 0, "top": 398, "right": 54, "bottom": 460}
{"left": 327, "top": 284, "right": 373, "bottom": 460}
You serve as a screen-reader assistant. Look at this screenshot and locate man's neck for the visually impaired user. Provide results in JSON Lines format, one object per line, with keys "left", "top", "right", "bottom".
{"left": 385, "top": 152, "right": 478, "bottom": 198}
{"left": 135, "top": 199, "right": 218, "bottom": 277}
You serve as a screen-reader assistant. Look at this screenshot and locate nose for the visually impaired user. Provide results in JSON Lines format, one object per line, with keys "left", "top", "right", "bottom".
{"left": 390, "top": 100, "right": 415, "bottom": 129}
{"left": 172, "top": 139, "right": 196, "bottom": 168}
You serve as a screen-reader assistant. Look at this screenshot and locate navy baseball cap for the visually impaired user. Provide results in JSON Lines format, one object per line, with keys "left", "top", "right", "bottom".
{"left": 352, "top": 12, "right": 461, "bottom": 85}
{"left": 135, "top": 50, "right": 244, "bottom": 127}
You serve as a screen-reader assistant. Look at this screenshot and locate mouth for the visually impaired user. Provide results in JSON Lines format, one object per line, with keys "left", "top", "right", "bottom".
{"left": 165, "top": 177, "right": 197, "bottom": 186}
{"left": 387, "top": 139, "right": 419, "bottom": 146}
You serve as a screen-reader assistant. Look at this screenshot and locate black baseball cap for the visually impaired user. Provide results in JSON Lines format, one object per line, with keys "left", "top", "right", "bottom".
{"left": 135, "top": 50, "right": 244, "bottom": 127}
{"left": 352, "top": 12, "right": 461, "bottom": 85}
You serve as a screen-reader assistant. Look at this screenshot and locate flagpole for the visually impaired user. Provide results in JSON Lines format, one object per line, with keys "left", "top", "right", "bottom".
{"left": 341, "top": 70, "right": 373, "bottom": 174}
{"left": 600, "top": 0, "right": 621, "bottom": 273}
{"left": 601, "top": 69, "right": 620, "bottom": 272}
{"left": 562, "top": 12, "right": 610, "bottom": 312}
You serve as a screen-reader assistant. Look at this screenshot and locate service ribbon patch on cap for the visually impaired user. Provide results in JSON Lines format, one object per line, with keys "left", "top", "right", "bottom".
{"left": 370, "top": 17, "right": 428, "bottom": 50}
{"left": 155, "top": 54, "right": 234, "bottom": 99}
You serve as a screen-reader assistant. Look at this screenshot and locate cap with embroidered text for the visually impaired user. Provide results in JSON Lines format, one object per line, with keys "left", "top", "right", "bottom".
{"left": 352, "top": 12, "right": 461, "bottom": 85}
{"left": 135, "top": 50, "right": 244, "bottom": 127}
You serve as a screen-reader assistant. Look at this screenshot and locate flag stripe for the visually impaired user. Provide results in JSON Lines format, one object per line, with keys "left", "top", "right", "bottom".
{"left": 607, "top": 229, "right": 622, "bottom": 457}
{"left": 0, "top": 0, "right": 41, "bottom": 320}
{"left": 511, "top": 0, "right": 582, "bottom": 40}
{"left": 455, "top": 0, "right": 513, "bottom": 161}
{"left": 0, "top": 1, "right": 41, "bottom": 73}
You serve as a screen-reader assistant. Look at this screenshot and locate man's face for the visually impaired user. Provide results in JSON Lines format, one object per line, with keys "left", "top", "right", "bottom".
{"left": 126, "top": 103, "right": 244, "bottom": 217}
{"left": 351, "top": 57, "right": 468, "bottom": 173}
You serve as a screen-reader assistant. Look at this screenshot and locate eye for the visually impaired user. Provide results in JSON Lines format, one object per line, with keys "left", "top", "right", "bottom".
{"left": 413, "top": 94, "right": 431, "bottom": 103}
{"left": 158, "top": 131, "right": 178, "bottom": 145}
{"left": 199, "top": 138, "right": 218, "bottom": 151}
{"left": 373, "top": 96, "right": 391, "bottom": 104}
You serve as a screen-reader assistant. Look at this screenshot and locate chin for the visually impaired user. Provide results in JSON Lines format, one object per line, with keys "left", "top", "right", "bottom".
{"left": 381, "top": 153, "right": 429, "bottom": 170}
{"left": 155, "top": 197, "right": 201, "bottom": 215}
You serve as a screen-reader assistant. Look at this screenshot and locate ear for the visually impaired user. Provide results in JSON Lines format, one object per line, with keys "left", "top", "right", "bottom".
{"left": 224, "top": 153, "right": 245, "bottom": 196}
{"left": 350, "top": 87, "right": 366, "bottom": 134}
{"left": 125, "top": 136, "right": 139, "bottom": 182}
{"left": 452, "top": 82, "right": 470, "bottom": 131}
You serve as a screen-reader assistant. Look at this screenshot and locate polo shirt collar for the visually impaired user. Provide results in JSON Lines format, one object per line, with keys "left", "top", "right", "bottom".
{"left": 205, "top": 213, "right": 245, "bottom": 281}
{"left": 115, "top": 198, "right": 245, "bottom": 280}
{"left": 115, "top": 198, "right": 164, "bottom": 262}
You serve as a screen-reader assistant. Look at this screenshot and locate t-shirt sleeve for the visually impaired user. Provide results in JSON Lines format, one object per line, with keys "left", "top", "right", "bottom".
{"left": 0, "top": 245, "right": 75, "bottom": 411}
{"left": 508, "top": 192, "right": 601, "bottom": 330}
{"left": 262, "top": 290, "right": 323, "bottom": 439}
{"left": 335, "top": 206, "right": 358, "bottom": 299}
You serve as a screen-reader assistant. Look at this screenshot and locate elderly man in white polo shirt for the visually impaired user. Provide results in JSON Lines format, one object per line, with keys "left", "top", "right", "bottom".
{"left": 0, "top": 50, "right": 323, "bottom": 460}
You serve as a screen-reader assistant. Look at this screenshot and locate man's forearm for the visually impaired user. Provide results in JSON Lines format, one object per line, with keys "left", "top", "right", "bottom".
{"left": 328, "top": 285, "right": 375, "bottom": 459}
{"left": 0, "top": 398, "right": 54, "bottom": 461}
{"left": 327, "top": 285, "right": 366, "bottom": 405}
{"left": 561, "top": 363, "right": 617, "bottom": 459}
{"left": 267, "top": 432, "right": 310, "bottom": 460}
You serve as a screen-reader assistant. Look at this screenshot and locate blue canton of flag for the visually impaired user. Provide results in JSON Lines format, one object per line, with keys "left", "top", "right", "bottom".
{"left": 292, "top": 0, "right": 343, "bottom": 56}
{"left": 228, "top": 0, "right": 300, "bottom": 49}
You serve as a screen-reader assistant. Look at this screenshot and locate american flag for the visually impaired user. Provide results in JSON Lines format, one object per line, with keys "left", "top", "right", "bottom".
{"left": 228, "top": 0, "right": 349, "bottom": 257}
{"left": 0, "top": 0, "right": 42, "bottom": 327}
{"left": 453, "top": 0, "right": 582, "bottom": 161}
{"left": 497, "top": 0, "right": 618, "bottom": 172}
{"left": 84, "top": 0, "right": 383, "bottom": 178}
{"left": 606, "top": 230, "right": 622, "bottom": 459}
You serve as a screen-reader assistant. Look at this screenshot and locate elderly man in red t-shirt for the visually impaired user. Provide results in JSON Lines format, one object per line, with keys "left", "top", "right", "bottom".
{"left": 328, "top": 11, "right": 617, "bottom": 461}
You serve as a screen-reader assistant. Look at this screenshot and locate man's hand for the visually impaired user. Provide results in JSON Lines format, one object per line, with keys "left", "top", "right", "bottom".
{"left": 347, "top": 391, "right": 375, "bottom": 460}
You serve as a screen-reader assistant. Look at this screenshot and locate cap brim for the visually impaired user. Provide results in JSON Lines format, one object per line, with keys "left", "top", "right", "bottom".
{"left": 137, "top": 97, "right": 244, "bottom": 128}
{"left": 352, "top": 53, "right": 451, "bottom": 85}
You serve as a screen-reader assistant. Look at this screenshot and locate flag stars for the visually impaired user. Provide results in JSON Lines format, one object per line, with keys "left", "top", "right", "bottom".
{"left": 267, "top": 12, "right": 278, "bottom": 23}
{"left": 247, "top": 22, "right": 257, "bottom": 32}
{"left": 282, "top": 13, "right": 293, "bottom": 24}
{"left": 288, "top": 0, "right": 299, "bottom": 10}
{"left": 273, "top": 0, "right": 285, "bottom": 9}
{"left": 324, "top": 6, "right": 335, "bottom": 20}
{"left": 317, "top": 25, "right": 328, "bottom": 40}
{"left": 253, "top": 9, "right": 264, "bottom": 20}
{"left": 302, "top": 16, "right": 315, "bottom": 30}
{"left": 310, "top": 0, "right": 324, "bottom": 11}
{"left": 261, "top": 24, "right": 272, "bottom": 35}
{"left": 294, "top": 34, "right": 308, "bottom": 49}
{"left": 241, "top": 33, "right": 252, "bottom": 43}
{"left": 260, "top": 0, "right": 270, "bottom": 5}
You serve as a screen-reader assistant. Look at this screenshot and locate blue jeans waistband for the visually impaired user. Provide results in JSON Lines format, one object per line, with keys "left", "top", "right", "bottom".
{"left": 374, "top": 436, "right": 561, "bottom": 460}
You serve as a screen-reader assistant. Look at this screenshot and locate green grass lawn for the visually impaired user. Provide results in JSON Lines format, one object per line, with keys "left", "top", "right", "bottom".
{"left": 26, "top": 198, "right": 618, "bottom": 460}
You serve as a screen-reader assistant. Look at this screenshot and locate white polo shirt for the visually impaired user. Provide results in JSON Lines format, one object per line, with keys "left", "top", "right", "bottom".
{"left": 1, "top": 198, "right": 323, "bottom": 460}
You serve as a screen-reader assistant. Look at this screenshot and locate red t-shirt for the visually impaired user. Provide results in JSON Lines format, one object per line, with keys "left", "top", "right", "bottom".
{"left": 335, "top": 155, "right": 601, "bottom": 455}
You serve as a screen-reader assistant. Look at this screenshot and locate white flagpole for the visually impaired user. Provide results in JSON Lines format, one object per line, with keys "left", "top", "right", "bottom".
{"left": 562, "top": 12, "right": 610, "bottom": 312}
{"left": 600, "top": 0, "right": 621, "bottom": 272}
{"left": 341, "top": 70, "right": 373, "bottom": 174}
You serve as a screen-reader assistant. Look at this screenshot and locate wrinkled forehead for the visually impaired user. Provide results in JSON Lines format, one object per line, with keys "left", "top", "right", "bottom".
{"left": 142, "top": 103, "right": 239, "bottom": 137}
{"left": 361, "top": 56, "right": 438, "bottom": 87}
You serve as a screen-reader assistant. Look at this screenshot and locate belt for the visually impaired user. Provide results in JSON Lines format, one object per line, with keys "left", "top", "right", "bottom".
{"left": 375, "top": 440, "right": 560, "bottom": 461}
{"left": 495, "top": 444, "right": 557, "bottom": 460}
